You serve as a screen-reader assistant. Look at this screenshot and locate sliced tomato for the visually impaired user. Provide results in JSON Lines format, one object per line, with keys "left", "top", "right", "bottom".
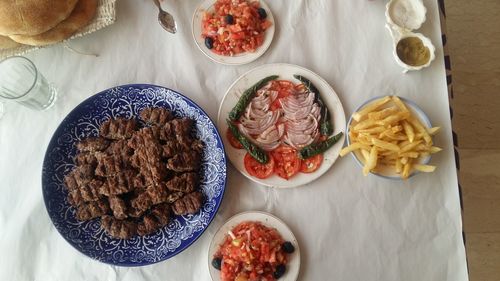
{"left": 226, "top": 128, "right": 243, "bottom": 149}
{"left": 294, "top": 83, "right": 306, "bottom": 92}
{"left": 270, "top": 99, "right": 282, "bottom": 111}
{"left": 270, "top": 80, "right": 293, "bottom": 92}
{"left": 277, "top": 80, "right": 294, "bottom": 89}
{"left": 271, "top": 145, "right": 301, "bottom": 180}
{"left": 300, "top": 154, "right": 323, "bottom": 173}
{"left": 244, "top": 153, "right": 274, "bottom": 179}
{"left": 269, "top": 80, "right": 293, "bottom": 111}
{"left": 277, "top": 81, "right": 293, "bottom": 100}
{"left": 277, "top": 89, "right": 291, "bottom": 99}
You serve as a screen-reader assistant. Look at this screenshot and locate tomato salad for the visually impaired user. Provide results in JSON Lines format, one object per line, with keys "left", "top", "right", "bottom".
{"left": 211, "top": 221, "right": 295, "bottom": 281}
{"left": 202, "top": 0, "right": 272, "bottom": 56}
{"left": 226, "top": 75, "right": 344, "bottom": 180}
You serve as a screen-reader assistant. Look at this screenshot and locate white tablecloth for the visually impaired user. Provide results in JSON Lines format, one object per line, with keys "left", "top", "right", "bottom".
{"left": 0, "top": 0, "right": 468, "bottom": 280}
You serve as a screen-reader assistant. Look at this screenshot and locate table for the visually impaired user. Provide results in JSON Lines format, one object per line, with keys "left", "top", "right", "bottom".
{"left": 0, "top": 0, "right": 468, "bottom": 280}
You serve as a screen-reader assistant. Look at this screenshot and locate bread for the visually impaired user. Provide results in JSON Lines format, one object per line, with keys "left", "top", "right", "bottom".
{"left": 0, "top": 35, "right": 21, "bottom": 50}
{"left": 0, "top": 0, "right": 79, "bottom": 36}
{"left": 9, "top": 0, "right": 98, "bottom": 47}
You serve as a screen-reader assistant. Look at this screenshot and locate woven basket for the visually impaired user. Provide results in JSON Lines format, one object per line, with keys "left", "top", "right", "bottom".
{"left": 0, "top": 0, "right": 116, "bottom": 60}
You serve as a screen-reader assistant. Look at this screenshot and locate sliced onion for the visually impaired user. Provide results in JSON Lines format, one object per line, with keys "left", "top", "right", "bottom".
{"left": 240, "top": 110, "right": 280, "bottom": 135}
{"left": 280, "top": 92, "right": 315, "bottom": 118}
{"left": 285, "top": 134, "right": 310, "bottom": 149}
{"left": 281, "top": 91, "right": 322, "bottom": 148}
{"left": 254, "top": 125, "right": 283, "bottom": 151}
{"left": 237, "top": 81, "right": 324, "bottom": 151}
{"left": 311, "top": 104, "right": 321, "bottom": 121}
{"left": 282, "top": 105, "right": 313, "bottom": 120}
{"left": 257, "top": 126, "right": 279, "bottom": 144}
{"left": 286, "top": 115, "right": 318, "bottom": 135}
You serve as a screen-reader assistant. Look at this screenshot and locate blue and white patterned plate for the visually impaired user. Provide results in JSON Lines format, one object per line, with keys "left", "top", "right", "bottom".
{"left": 42, "top": 84, "right": 227, "bottom": 266}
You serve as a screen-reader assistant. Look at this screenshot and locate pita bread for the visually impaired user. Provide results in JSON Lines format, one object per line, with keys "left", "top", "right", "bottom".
{"left": 9, "top": 0, "right": 98, "bottom": 47}
{"left": 0, "top": 0, "right": 78, "bottom": 36}
{"left": 0, "top": 35, "right": 21, "bottom": 50}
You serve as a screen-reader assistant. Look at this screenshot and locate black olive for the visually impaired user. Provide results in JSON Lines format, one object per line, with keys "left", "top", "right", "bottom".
{"left": 225, "top": 14, "right": 234, "bottom": 24}
{"left": 205, "top": 37, "right": 214, "bottom": 49}
{"left": 282, "top": 241, "right": 295, "bottom": 253}
{"left": 257, "top": 8, "right": 267, "bottom": 19}
{"left": 273, "top": 264, "right": 286, "bottom": 279}
{"left": 211, "top": 257, "right": 222, "bottom": 270}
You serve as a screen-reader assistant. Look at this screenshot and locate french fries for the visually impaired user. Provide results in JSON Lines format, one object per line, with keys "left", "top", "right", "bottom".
{"left": 339, "top": 142, "right": 370, "bottom": 157}
{"left": 363, "top": 147, "right": 378, "bottom": 176}
{"left": 402, "top": 120, "right": 415, "bottom": 142}
{"left": 340, "top": 96, "right": 442, "bottom": 179}
{"left": 352, "top": 96, "right": 391, "bottom": 122}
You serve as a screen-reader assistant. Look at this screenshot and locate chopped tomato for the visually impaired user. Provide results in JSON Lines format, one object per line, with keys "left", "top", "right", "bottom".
{"left": 272, "top": 145, "right": 301, "bottom": 180}
{"left": 226, "top": 128, "right": 243, "bottom": 149}
{"left": 230, "top": 31, "right": 246, "bottom": 40}
{"left": 244, "top": 153, "right": 274, "bottom": 179}
{"left": 255, "top": 33, "right": 265, "bottom": 47}
{"left": 261, "top": 20, "right": 273, "bottom": 30}
{"left": 201, "top": 0, "right": 272, "bottom": 56}
{"left": 229, "top": 24, "right": 243, "bottom": 33}
{"left": 300, "top": 154, "right": 323, "bottom": 173}
{"left": 215, "top": 221, "right": 290, "bottom": 281}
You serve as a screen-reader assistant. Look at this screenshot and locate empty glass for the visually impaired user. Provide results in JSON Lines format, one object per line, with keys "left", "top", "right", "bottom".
{"left": 0, "top": 56, "right": 57, "bottom": 111}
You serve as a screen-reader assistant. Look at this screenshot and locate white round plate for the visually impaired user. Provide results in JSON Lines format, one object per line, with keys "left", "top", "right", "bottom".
{"left": 217, "top": 63, "right": 346, "bottom": 188}
{"left": 192, "top": 0, "right": 275, "bottom": 65}
{"left": 208, "top": 211, "right": 300, "bottom": 281}
{"left": 347, "top": 96, "right": 432, "bottom": 180}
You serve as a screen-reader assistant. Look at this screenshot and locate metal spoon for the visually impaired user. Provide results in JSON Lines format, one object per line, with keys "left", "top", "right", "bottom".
{"left": 153, "top": 0, "right": 177, "bottom": 34}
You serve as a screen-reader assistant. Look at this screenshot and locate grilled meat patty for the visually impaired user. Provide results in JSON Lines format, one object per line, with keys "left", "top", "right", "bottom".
{"left": 64, "top": 107, "right": 204, "bottom": 239}
{"left": 100, "top": 118, "right": 137, "bottom": 140}
{"left": 171, "top": 191, "right": 204, "bottom": 216}
{"left": 140, "top": 107, "right": 173, "bottom": 126}
{"left": 101, "top": 216, "right": 138, "bottom": 239}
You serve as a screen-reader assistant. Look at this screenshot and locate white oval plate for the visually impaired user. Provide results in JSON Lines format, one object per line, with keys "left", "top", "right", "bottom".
{"left": 192, "top": 0, "right": 275, "bottom": 65}
{"left": 217, "top": 63, "right": 346, "bottom": 188}
{"left": 347, "top": 96, "right": 433, "bottom": 180}
{"left": 208, "top": 211, "right": 300, "bottom": 281}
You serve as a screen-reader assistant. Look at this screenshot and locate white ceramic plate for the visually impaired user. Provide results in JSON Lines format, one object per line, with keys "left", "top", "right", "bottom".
{"left": 346, "top": 96, "right": 433, "bottom": 180}
{"left": 217, "top": 63, "right": 346, "bottom": 188}
{"left": 192, "top": 0, "right": 275, "bottom": 65}
{"left": 208, "top": 211, "right": 300, "bottom": 281}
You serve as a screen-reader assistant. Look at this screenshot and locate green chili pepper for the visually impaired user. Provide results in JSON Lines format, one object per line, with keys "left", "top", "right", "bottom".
{"left": 226, "top": 120, "right": 269, "bottom": 164}
{"left": 228, "top": 75, "right": 279, "bottom": 121}
{"left": 298, "top": 132, "right": 344, "bottom": 159}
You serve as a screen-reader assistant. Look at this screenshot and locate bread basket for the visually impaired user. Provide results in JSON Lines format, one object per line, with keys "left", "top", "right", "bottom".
{"left": 0, "top": 0, "right": 116, "bottom": 60}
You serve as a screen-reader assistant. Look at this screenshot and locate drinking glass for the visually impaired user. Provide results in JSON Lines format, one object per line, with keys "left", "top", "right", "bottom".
{"left": 0, "top": 56, "right": 57, "bottom": 111}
